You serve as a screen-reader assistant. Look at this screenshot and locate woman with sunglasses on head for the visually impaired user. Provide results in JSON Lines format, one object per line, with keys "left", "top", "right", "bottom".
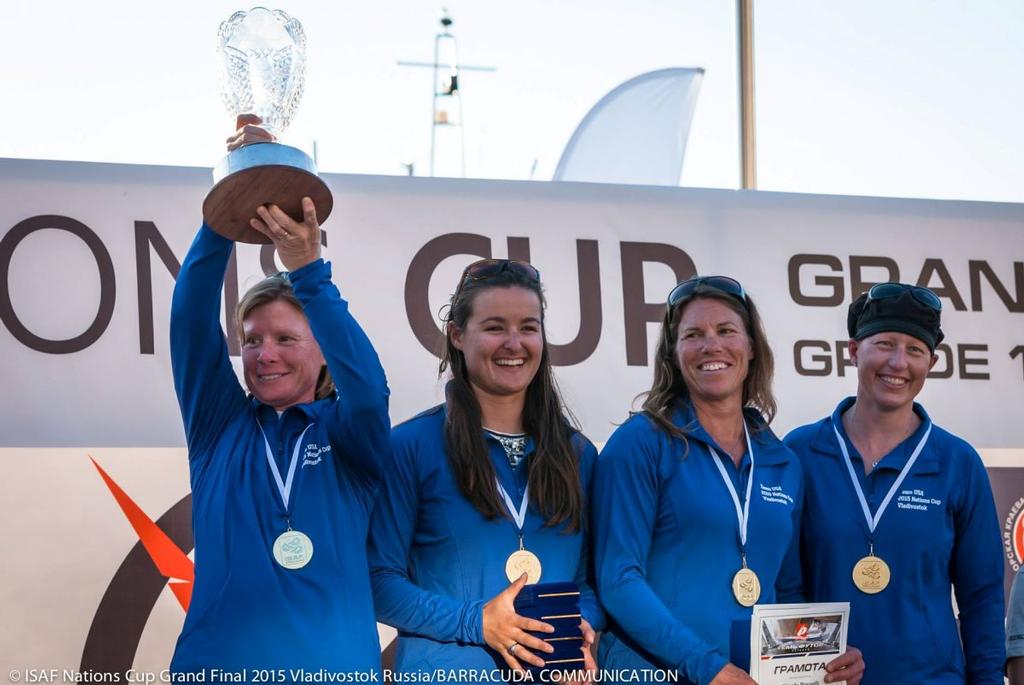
{"left": 783, "top": 283, "right": 1004, "bottom": 684}
{"left": 593, "top": 276, "right": 863, "bottom": 685}
{"left": 168, "top": 117, "right": 390, "bottom": 678}
{"left": 368, "top": 259, "right": 602, "bottom": 677}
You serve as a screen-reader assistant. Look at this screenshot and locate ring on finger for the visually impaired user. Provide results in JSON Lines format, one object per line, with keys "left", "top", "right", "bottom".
{"left": 507, "top": 642, "right": 519, "bottom": 656}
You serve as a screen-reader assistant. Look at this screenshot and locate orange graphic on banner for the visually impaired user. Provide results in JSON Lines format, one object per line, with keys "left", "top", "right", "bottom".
{"left": 90, "top": 457, "right": 194, "bottom": 611}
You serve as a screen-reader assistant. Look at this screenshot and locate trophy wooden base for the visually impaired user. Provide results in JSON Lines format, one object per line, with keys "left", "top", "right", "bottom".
{"left": 203, "top": 143, "right": 334, "bottom": 244}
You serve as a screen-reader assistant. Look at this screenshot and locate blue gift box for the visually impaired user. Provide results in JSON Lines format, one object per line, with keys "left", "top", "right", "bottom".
{"left": 512, "top": 582, "right": 586, "bottom": 674}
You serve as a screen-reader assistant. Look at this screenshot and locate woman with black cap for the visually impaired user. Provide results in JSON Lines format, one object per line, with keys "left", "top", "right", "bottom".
{"left": 784, "top": 283, "right": 1004, "bottom": 684}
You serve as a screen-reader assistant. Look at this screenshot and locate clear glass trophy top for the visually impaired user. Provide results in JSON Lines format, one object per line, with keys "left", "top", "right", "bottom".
{"left": 217, "top": 7, "right": 306, "bottom": 137}
{"left": 205, "top": 7, "right": 331, "bottom": 244}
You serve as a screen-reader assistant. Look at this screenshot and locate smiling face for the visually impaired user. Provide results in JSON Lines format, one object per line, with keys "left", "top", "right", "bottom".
{"left": 674, "top": 297, "right": 754, "bottom": 409}
{"left": 450, "top": 286, "right": 544, "bottom": 405}
{"left": 849, "top": 331, "right": 938, "bottom": 412}
{"left": 241, "top": 299, "right": 326, "bottom": 411}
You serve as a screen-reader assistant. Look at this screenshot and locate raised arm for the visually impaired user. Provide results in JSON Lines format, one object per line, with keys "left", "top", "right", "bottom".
{"left": 251, "top": 199, "right": 391, "bottom": 500}
{"left": 169, "top": 224, "right": 248, "bottom": 456}
{"left": 169, "top": 116, "right": 283, "bottom": 456}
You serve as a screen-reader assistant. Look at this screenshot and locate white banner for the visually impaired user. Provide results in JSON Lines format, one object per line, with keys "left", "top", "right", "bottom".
{"left": 1, "top": 158, "right": 1023, "bottom": 674}
{"left": 2, "top": 158, "right": 1022, "bottom": 448}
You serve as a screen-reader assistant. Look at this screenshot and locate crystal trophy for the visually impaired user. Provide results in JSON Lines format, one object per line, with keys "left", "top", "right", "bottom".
{"left": 203, "top": 7, "right": 333, "bottom": 244}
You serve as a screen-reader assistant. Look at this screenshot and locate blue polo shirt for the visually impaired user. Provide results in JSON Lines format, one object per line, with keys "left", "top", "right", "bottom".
{"left": 592, "top": 404, "right": 802, "bottom": 685}
{"left": 169, "top": 225, "right": 391, "bottom": 678}
{"left": 784, "top": 397, "right": 1004, "bottom": 685}
{"left": 368, "top": 404, "right": 603, "bottom": 675}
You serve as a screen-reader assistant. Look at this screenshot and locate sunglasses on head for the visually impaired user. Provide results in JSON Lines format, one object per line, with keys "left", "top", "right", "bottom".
{"left": 866, "top": 282, "right": 942, "bottom": 311}
{"left": 666, "top": 276, "right": 746, "bottom": 313}
{"left": 457, "top": 259, "right": 541, "bottom": 290}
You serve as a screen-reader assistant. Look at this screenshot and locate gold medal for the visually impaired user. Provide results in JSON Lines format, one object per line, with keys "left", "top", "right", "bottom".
{"left": 852, "top": 554, "right": 890, "bottom": 594}
{"left": 832, "top": 420, "right": 929, "bottom": 597}
{"left": 505, "top": 549, "right": 542, "bottom": 584}
{"left": 707, "top": 428, "right": 761, "bottom": 608}
{"left": 731, "top": 566, "right": 761, "bottom": 607}
{"left": 495, "top": 478, "right": 541, "bottom": 584}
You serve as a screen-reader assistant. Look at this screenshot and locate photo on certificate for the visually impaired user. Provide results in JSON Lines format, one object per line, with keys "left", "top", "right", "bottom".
{"left": 749, "top": 602, "right": 849, "bottom": 685}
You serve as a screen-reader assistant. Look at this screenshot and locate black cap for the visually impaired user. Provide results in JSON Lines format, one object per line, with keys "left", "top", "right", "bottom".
{"left": 847, "top": 288, "right": 944, "bottom": 351}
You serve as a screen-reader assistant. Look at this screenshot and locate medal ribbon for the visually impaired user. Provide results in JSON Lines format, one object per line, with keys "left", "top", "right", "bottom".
{"left": 832, "top": 420, "right": 932, "bottom": 536}
{"left": 260, "top": 423, "right": 314, "bottom": 511}
{"left": 495, "top": 479, "right": 530, "bottom": 533}
{"left": 707, "top": 422, "right": 755, "bottom": 550}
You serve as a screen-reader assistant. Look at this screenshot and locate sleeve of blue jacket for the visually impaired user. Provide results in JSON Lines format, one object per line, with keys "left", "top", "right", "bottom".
{"left": 575, "top": 435, "right": 606, "bottom": 632}
{"left": 774, "top": 485, "right": 805, "bottom": 605}
{"left": 288, "top": 258, "right": 391, "bottom": 506}
{"left": 368, "top": 426, "right": 487, "bottom": 645}
{"left": 1006, "top": 568, "right": 1024, "bottom": 659}
{"left": 593, "top": 418, "right": 727, "bottom": 685}
{"left": 169, "top": 224, "right": 248, "bottom": 458}
{"left": 952, "top": 444, "right": 1006, "bottom": 684}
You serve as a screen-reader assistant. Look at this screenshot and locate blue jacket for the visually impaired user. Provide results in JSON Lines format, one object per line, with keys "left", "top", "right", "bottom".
{"left": 1006, "top": 567, "right": 1024, "bottom": 659}
{"left": 368, "top": 404, "right": 603, "bottom": 675}
{"left": 593, "top": 404, "right": 803, "bottom": 685}
{"left": 168, "top": 225, "right": 391, "bottom": 678}
{"left": 784, "top": 397, "right": 1004, "bottom": 685}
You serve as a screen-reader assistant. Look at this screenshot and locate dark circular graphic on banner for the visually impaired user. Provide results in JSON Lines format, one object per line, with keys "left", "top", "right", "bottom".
{"left": 78, "top": 495, "right": 401, "bottom": 673}
{"left": 80, "top": 495, "right": 193, "bottom": 672}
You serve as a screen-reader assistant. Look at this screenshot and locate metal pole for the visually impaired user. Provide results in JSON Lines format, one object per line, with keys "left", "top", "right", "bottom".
{"left": 430, "top": 34, "right": 440, "bottom": 176}
{"left": 738, "top": 0, "right": 757, "bottom": 189}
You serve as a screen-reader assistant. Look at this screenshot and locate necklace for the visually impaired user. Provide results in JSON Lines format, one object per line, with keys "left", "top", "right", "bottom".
{"left": 484, "top": 428, "right": 528, "bottom": 468}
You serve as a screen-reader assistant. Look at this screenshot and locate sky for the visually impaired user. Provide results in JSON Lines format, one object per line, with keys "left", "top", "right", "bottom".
{"left": 2, "top": 0, "right": 1022, "bottom": 203}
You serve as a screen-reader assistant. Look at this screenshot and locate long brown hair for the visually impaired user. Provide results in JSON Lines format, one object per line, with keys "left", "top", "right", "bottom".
{"left": 640, "top": 285, "right": 776, "bottom": 440}
{"left": 439, "top": 269, "right": 583, "bottom": 532}
{"left": 235, "top": 274, "right": 335, "bottom": 401}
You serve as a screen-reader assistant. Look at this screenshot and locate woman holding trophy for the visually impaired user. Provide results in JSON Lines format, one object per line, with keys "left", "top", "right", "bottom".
{"left": 368, "top": 259, "right": 602, "bottom": 676}
{"left": 168, "top": 116, "right": 390, "bottom": 677}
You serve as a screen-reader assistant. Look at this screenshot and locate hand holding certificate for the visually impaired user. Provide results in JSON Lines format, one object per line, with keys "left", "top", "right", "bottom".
{"left": 749, "top": 603, "right": 862, "bottom": 685}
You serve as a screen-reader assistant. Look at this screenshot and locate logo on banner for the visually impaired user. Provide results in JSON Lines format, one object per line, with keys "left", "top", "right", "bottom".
{"left": 82, "top": 458, "right": 195, "bottom": 673}
{"left": 1004, "top": 496, "right": 1024, "bottom": 571}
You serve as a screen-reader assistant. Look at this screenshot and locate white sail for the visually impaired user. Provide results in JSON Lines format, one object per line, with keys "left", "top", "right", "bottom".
{"left": 553, "top": 67, "right": 703, "bottom": 186}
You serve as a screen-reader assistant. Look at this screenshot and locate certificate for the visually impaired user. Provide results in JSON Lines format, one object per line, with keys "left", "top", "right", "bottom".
{"left": 749, "top": 602, "right": 850, "bottom": 685}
